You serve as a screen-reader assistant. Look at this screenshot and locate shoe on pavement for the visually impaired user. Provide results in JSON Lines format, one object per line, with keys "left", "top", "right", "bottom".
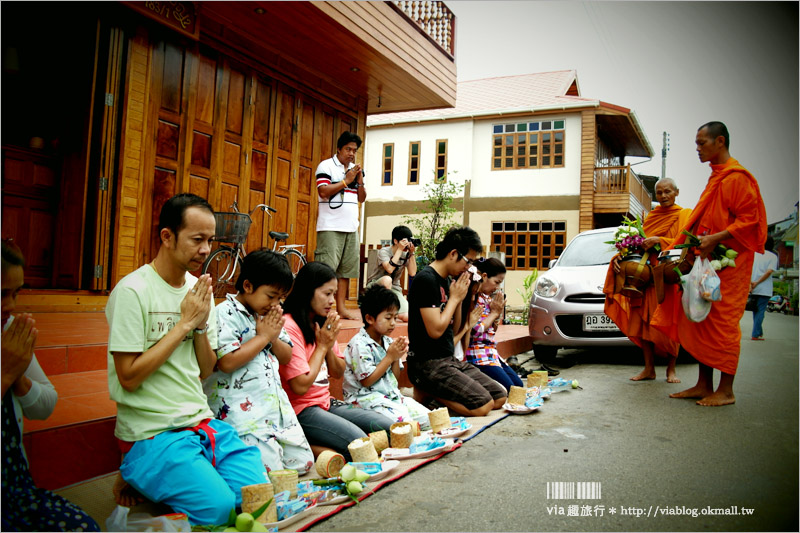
{"left": 751, "top": 336, "right": 764, "bottom": 341}
{"left": 535, "top": 364, "right": 560, "bottom": 377}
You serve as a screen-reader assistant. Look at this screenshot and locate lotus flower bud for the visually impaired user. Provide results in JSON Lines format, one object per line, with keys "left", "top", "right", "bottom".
{"left": 726, "top": 249, "right": 738, "bottom": 259}
{"left": 710, "top": 260, "right": 722, "bottom": 271}
{"left": 347, "top": 481, "right": 363, "bottom": 495}
{"left": 340, "top": 464, "right": 357, "bottom": 483}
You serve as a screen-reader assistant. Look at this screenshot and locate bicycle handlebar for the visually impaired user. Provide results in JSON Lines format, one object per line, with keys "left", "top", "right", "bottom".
{"left": 228, "top": 201, "right": 277, "bottom": 218}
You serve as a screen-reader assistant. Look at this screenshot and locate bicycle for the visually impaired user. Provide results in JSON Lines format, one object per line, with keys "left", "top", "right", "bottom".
{"left": 202, "top": 201, "right": 307, "bottom": 297}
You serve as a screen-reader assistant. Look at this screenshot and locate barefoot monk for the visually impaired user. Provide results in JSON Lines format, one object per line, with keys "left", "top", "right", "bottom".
{"left": 653, "top": 122, "right": 766, "bottom": 406}
{"left": 603, "top": 178, "right": 692, "bottom": 383}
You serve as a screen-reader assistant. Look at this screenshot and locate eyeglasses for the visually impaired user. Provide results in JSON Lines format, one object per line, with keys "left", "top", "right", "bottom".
{"left": 458, "top": 254, "right": 476, "bottom": 266}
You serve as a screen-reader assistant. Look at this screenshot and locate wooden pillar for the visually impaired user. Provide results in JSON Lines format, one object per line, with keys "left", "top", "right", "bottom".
{"left": 579, "top": 110, "right": 597, "bottom": 232}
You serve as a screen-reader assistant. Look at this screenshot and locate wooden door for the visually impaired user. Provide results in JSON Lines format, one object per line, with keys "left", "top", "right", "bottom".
{"left": 89, "top": 26, "right": 126, "bottom": 290}
{"left": 1, "top": 147, "right": 59, "bottom": 288}
{"left": 269, "top": 84, "right": 297, "bottom": 242}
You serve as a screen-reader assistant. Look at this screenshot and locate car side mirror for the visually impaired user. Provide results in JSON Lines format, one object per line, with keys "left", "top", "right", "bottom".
{"left": 548, "top": 259, "right": 558, "bottom": 269}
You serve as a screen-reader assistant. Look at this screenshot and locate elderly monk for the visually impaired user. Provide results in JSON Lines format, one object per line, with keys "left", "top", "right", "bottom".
{"left": 653, "top": 121, "right": 766, "bottom": 406}
{"left": 603, "top": 178, "right": 692, "bottom": 382}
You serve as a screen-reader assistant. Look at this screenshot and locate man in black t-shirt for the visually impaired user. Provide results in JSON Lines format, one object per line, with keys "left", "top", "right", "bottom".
{"left": 406, "top": 227, "right": 507, "bottom": 416}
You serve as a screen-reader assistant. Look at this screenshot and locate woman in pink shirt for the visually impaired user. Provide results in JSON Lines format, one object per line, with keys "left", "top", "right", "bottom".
{"left": 280, "top": 262, "right": 392, "bottom": 459}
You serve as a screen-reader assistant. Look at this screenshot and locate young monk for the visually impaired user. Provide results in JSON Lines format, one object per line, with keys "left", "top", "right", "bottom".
{"left": 652, "top": 121, "right": 767, "bottom": 406}
{"left": 603, "top": 178, "right": 692, "bottom": 383}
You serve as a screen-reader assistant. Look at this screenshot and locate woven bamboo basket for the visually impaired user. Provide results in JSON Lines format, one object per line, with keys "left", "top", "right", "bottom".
{"left": 527, "top": 371, "right": 548, "bottom": 389}
{"left": 390, "top": 422, "right": 414, "bottom": 448}
{"left": 348, "top": 437, "right": 379, "bottom": 462}
{"left": 428, "top": 407, "right": 451, "bottom": 434}
{"left": 241, "top": 483, "right": 277, "bottom": 524}
{"left": 268, "top": 469, "right": 298, "bottom": 499}
{"left": 315, "top": 450, "right": 345, "bottom": 478}
{"left": 508, "top": 386, "right": 527, "bottom": 406}
{"left": 368, "top": 430, "right": 390, "bottom": 454}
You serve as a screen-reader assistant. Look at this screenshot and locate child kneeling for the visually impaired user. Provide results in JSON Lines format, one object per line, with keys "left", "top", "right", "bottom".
{"left": 204, "top": 250, "right": 314, "bottom": 474}
{"left": 343, "top": 285, "right": 430, "bottom": 428}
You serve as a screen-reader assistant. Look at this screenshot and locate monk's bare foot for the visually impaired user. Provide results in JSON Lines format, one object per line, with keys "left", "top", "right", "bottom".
{"left": 666, "top": 372, "right": 681, "bottom": 383}
{"left": 113, "top": 472, "right": 144, "bottom": 507}
{"left": 669, "top": 385, "right": 712, "bottom": 399}
{"left": 697, "top": 390, "right": 735, "bottom": 406}
{"left": 630, "top": 369, "right": 656, "bottom": 381}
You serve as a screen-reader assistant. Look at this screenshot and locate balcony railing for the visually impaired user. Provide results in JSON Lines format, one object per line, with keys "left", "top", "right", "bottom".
{"left": 594, "top": 164, "right": 653, "bottom": 213}
{"left": 391, "top": 1, "right": 455, "bottom": 57}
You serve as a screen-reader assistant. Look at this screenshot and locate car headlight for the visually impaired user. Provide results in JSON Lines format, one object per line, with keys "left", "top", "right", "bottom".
{"left": 534, "top": 276, "right": 559, "bottom": 298}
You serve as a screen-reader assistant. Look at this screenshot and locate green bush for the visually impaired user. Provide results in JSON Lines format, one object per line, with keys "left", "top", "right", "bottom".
{"left": 402, "top": 177, "right": 464, "bottom": 270}
{"left": 515, "top": 269, "right": 539, "bottom": 323}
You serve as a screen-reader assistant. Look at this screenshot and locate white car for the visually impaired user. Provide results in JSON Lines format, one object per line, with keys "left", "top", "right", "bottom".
{"left": 528, "top": 227, "right": 633, "bottom": 361}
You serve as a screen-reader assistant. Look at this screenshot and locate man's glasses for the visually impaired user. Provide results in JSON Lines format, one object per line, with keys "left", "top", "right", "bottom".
{"left": 458, "top": 254, "right": 476, "bottom": 266}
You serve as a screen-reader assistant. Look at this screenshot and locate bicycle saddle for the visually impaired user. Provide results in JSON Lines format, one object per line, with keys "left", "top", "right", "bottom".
{"left": 269, "top": 231, "right": 289, "bottom": 242}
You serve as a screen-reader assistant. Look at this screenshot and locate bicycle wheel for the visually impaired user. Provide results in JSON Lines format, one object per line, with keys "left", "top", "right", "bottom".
{"left": 282, "top": 248, "right": 307, "bottom": 276}
{"left": 202, "top": 246, "right": 240, "bottom": 298}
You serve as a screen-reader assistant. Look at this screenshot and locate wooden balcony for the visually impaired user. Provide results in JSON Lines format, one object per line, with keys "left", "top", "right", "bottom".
{"left": 391, "top": 1, "right": 456, "bottom": 56}
{"left": 593, "top": 165, "right": 653, "bottom": 218}
{"left": 199, "top": 1, "right": 457, "bottom": 115}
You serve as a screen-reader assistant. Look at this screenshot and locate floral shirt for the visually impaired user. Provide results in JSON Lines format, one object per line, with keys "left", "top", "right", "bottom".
{"left": 343, "top": 328, "right": 404, "bottom": 404}
{"left": 465, "top": 293, "right": 502, "bottom": 367}
{"left": 203, "top": 294, "right": 298, "bottom": 436}
{"left": 342, "top": 328, "right": 430, "bottom": 427}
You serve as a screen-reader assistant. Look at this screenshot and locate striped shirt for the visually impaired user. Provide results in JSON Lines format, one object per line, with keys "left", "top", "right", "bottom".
{"left": 315, "top": 155, "right": 360, "bottom": 232}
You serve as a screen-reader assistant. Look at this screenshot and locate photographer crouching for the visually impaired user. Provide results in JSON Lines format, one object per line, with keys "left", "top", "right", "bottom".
{"left": 365, "top": 225, "right": 419, "bottom": 322}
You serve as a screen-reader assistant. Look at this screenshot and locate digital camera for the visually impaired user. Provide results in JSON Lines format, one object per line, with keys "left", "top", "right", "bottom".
{"left": 410, "top": 238, "right": 422, "bottom": 247}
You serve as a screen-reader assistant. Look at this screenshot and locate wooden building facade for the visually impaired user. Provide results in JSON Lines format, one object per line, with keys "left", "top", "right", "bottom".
{"left": 2, "top": 1, "right": 457, "bottom": 310}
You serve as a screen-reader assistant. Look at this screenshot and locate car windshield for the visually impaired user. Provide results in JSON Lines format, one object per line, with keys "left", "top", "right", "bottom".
{"left": 556, "top": 231, "right": 617, "bottom": 267}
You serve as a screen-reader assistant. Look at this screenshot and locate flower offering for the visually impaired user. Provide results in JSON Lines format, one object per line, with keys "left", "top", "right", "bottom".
{"left": 605, "top": 215, "right": 647, "bottom": 258}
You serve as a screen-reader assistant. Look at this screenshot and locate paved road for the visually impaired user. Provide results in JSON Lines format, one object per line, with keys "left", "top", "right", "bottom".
{"left": 309, "top": 312, "right": 798, "bottom": 532}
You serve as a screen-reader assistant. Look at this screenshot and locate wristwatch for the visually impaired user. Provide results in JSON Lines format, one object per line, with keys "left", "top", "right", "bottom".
{"left": 194, "top": 323, "right": 209, "bottom": 335}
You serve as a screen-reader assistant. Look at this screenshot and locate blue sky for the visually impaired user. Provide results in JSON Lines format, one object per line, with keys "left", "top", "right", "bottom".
{"left": 450, "top": 1, "right": 799, "bottom": 223}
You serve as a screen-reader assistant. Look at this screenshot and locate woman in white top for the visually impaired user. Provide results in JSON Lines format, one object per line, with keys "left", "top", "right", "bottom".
{"left": 1, "top": 238, "right": 99, "bottom": 531}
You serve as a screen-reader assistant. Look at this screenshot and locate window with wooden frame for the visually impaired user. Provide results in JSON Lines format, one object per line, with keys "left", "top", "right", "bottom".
{"left": 382, "top": 143, "right": 393, "bottom": 185}
{"left": 490, "top": 220, "right": 567, "bottom": 270}
{"left": 434, "top": 139, "right": 448, "bottom": 183}
{"left": 408, "top": 141, "right": 421, "bottom": 185}
{"left": 491, "top": 120, "right": 565, "bottom": 170}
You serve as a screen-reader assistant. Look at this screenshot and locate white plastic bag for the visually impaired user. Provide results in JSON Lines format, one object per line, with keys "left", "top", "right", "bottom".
{"left": 699, "top": 258, "right": 722, "bottom": 302}
{"left": 106, "top": 505, "right": 191, "bottom": 532}
{"left": 680, "top": 257, "right": 712, "bottom": 322}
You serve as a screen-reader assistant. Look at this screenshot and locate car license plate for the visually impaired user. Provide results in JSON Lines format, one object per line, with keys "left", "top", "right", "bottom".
{"left": 582, "top": 313, "right": 619, "bottom": 332}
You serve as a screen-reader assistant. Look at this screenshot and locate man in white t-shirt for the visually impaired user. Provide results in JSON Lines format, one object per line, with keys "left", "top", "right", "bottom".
{"left": 315, "top": 131, "right": 367, "bottom": 320}
{"left": 749, "top": 236, "right": 778, "bottom": 340}
{"left": 106, "top": 193, "right": 268, "bottom": 525}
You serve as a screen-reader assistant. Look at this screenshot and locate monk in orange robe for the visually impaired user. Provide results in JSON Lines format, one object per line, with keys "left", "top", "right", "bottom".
{"left": 653, "top": 121, "right": 767, "bottom": 406}
{"left": 603, "top": 178, "right": 692, "bottom": 382}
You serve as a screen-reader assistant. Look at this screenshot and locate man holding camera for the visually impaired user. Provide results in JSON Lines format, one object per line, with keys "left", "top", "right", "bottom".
{"left": 365, "top": 225, "right": 417, "bottom": 321}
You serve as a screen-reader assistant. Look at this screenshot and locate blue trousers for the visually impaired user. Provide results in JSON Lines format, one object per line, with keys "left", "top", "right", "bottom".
{"left": 751, "top": 294, "right": 770, "bottom": 338}
{"left": 473, "top": 360, "right": 523, "bottom": 393}
{"left": 296, "top": 400, "right": 392, "bottom": 460}
{"left": 120, "top": 419, "right": 269, "bottom": 526}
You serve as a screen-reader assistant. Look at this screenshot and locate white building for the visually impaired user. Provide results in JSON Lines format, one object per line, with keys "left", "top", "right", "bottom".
{"left": 362, "top": 71, "right": 654, "bottom": 305}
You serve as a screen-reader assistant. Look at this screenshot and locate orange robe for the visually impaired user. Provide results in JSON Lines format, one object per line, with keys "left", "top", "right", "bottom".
{"left": 603, "top": 204, "right": 692, "bottom": 356}
{"left": 652, "top": 158, "right": 767, "bottom": 374}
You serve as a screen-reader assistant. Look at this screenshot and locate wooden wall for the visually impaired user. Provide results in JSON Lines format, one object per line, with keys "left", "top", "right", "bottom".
{"left": 113, "top": 26, "right": 362, "bottom": 286}
{"left": 579, "top": 110, "right": 597, "bottom": 232}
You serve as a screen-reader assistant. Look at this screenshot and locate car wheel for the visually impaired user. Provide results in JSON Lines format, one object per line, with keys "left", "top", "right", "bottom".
{"left": 534, "top": 345, "right": 559, "bottom": 364}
